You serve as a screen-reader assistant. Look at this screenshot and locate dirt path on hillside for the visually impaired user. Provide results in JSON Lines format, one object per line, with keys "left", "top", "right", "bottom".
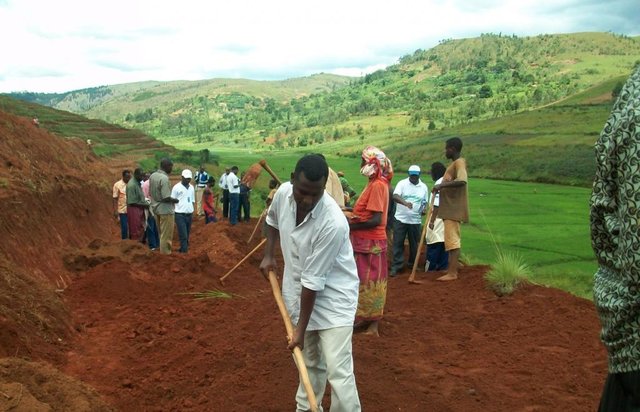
{"left": 59, "top": 219, "right": 607, "bottom": 411}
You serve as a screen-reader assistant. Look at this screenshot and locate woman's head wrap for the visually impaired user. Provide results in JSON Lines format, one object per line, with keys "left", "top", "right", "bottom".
{"left": 360, "top": 146, "right": 393, "bottom": 182}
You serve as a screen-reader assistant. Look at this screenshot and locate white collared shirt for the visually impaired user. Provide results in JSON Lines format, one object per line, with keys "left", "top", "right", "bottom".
{"left": 227, "top": 172, "right": 240, "bottom": 194}
{"left": 393, "top": 176, "right": 428, "bottom": 224}
{"left": 218, "top": 174, "right": 228, "bottom": 190}
{"left": 171, "top": 182, "right": 195, "bottom": 213}
{"left": 266, "top": 182, "right": 359, "bottom": 330}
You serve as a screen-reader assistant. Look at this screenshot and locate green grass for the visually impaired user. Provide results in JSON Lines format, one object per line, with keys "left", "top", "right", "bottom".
{"left": 464, "top": 179, "right": 595, "bottom": 298}
{"left": 485, "top": 250, "right": 531, "bottom": 296}
{"left": 3, "top": 93, "right": 597, "bottom": 299}
{"left": 10, "top": 32, "right": 636, "bottom": 188}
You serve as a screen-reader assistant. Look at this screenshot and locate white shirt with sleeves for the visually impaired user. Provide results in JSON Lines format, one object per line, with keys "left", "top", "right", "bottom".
{"left": 227, "top": 172, "right": 240, "bottom": 194}
{"left": 218, "top": 174, "right": 228, "bottom": 190}
{"left": 393, "top": 177, "right": 429, "bottom": 225}
{"left": 266, "top": 182, "right": 359, "bottom": 331}
{"left": 426, "top": 177, "right": 445, "bottom": 244}
{"left": 171, "top": 182, "right": 195, "bottom": 214}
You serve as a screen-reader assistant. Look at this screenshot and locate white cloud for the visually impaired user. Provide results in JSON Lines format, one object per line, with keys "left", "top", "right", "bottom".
{"left": 0, "top": 0, "right": 637, "bottom": 92}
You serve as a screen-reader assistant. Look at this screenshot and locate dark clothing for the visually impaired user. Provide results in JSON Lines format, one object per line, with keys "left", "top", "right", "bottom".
{"left": 599, "top": 371, "right": 640, "bottom": 411}
{"left": 391, "top": 220, "right": 420, "bottom": 274}
{"left": 386, "top": 185, "right": 396, "bottom": 232}
{"left": 229, "top": 193, "right": 240, "bottom": 225}
{"left": 145, "top": 214, "right": 159, "bottom": 249}
{"left": 426, "top": 242, "right": 448, "bottom": 271}
{"left": 127, "top": 204, "right": 146, "bottom": 242}
{"left": 175, "top": 213, "right": 192, "bottom": 253}
{"left": 238, "top": 183, "right": 251, "bottom": 222}
{"left": 591, "top": 67, "right": 640, "bottom": 408}
{"left": 205, "top": 211, "right": 218, "bottom": 224}
{"left": 222, "top": 189, "right": 230, "bottom": 218}
{"left": 195, "top": 171, "right": 209, "bottom": 188}
{"left": 118, "top": 213, "right": 128, "bottom": 240}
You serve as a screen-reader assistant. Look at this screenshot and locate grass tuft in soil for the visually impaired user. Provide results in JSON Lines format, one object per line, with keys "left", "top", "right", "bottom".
{"left": 485, "top": 249, "right": 531, "bottom": 296}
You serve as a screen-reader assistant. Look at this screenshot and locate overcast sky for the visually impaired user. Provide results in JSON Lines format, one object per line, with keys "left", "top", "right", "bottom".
{"left": 0, "top": 0, "right": 638, "bottom": 93}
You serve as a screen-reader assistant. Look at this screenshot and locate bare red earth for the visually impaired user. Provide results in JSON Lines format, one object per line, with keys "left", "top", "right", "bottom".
{"left": 0, "top": 109, "right": 607, "bottom": 411}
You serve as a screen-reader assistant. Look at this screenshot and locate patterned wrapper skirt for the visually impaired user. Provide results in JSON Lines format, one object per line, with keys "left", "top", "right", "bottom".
{"left": 127, "top": 204, "right": 146, "bottom": 242}
{"left": 351, "top": 234, "right": 388, "bottom": 322}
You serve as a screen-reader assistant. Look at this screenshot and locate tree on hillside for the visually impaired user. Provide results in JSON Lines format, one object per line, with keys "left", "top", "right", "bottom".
{"left": 408, "top": 112, "right": 422, "bottom": 127}
{"left": 479, "top": 85, "right": 493, "bottom": 98}
{"left": 199, "top": 149, "right": 210, "bottom": 164}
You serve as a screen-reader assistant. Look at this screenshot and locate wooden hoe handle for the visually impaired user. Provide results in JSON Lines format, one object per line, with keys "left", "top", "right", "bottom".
{"left": 268, "top": 271, "right": 319, "bottom": 412}
{"left": 247, "top": 209, "right": 266, "bottom": 244}
{"left": 219, "top": 238, "right": 266, "bottom": 284}
{"left": 259, "top": 159, "right": 282, "bottom": 185}
{"left": 408, "top": 196, "right": 436, "bottom": 284}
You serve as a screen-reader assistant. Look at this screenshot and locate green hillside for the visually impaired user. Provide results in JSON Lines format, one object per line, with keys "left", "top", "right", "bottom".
{"left": 120, "top": 32, "right": 637, "bottom": 149}
{"left": 7, "top": 32, "right": 639, "bottom": 186}
{"left": 8, "top": 73, "right": 353, "bottom": 123}
{"left": 382, "top": 75, "right": 628, "bottom": 186}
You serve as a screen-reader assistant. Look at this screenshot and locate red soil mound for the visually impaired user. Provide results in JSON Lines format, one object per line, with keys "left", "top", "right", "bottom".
{"left": 0, "top": 108, "right": 607, "bottom": 411}
{"left": 0, "top": 109, "right": 118, "bottom": 408}
{"left": 0, "top": 358, "right": 112, "bottom": 411}
{"left": 60, "top": 221, "right": 606, "bottom": 411}
{"left": 0, "top": 110, "right": 117, "bottom": 359}
{"left": 0, "top": 110, "right": 115, "bottom": 279}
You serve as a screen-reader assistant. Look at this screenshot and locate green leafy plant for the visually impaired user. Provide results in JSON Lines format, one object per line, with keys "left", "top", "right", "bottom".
{"left": 485, "top": 249, "right": 531, "bottom": 296}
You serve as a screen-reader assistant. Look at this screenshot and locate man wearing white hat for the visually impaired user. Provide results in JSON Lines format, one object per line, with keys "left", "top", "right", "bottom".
{"left": 172, "top": 169, "right": 196, "bottom": 253}
{"left": 390, "top": 165, "right": 428, "bottom": 276}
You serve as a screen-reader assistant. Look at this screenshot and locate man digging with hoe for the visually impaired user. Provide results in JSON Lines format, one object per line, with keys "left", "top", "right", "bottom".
{"left": 260, "top": 154, "right": 362, "bottom": 412}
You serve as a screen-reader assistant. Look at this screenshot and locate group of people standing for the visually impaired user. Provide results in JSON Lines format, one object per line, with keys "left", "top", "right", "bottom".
{"left": 112, "top": 161, "right": 258, "bottom": 254}
{"left": 217, "top": 166, "right": 252, "bottom": 225}
{"left": 260, "top": 138, "right": 468, "bottom": 411}
{"left": 112, "top": 160, "right": 208, "bottom": 254}
{"left": 112, "top": 168, "right": 161, "bottom": 249}
{"left": 347, "top": 138, "right": 468, "bottom": 335}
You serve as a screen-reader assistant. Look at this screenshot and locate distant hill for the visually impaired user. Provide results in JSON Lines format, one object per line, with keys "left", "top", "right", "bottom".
{"left": 381, "top": 75, "right": 627, "bottom": 186}
{"left": 7, "top": 73, "right": 353, "bottom": 123}
{"left": 6, "top": 32, "right": 639, "bottom": 186}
